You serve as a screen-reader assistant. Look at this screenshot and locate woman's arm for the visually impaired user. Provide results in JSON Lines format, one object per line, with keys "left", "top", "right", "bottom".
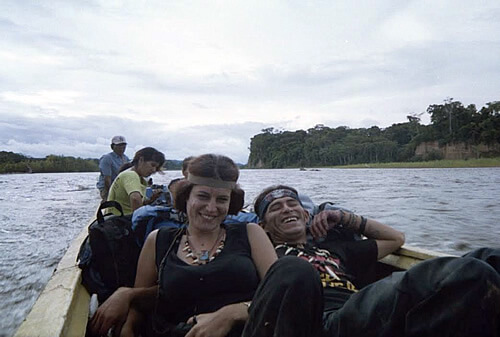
{"left": 247, "top": 223, "right": 278, "bottom": 279}
{"left": 123, "top": 229, "right": 160, "bottom": 327}
{"left": 129, "top": 191, "right": 144, "bottom": 212}
{"left": 310, "top": 210, "right": 405, "bottom": 259}
{"left": 91, "top": 230, "right": 160, "bottom": 336}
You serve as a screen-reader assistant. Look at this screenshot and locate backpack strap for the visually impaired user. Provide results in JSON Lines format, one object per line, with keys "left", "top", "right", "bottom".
{"left": 97, "top": 201, "right": 124, "bottom": 223}
{"left": 156, "top": 227, "right": 185, "bottom": 271}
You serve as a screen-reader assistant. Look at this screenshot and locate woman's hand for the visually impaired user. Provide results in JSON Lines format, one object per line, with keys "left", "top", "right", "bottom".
{"left": 185, "top": 303, "right": 248, "bottom": 337}
{"left": 90, "top": 287, "right": 132, "bottom": 336}
{"left": 309, "top": 210, "right": 342, "bottom": 240}
{"left": 119, "top": 314, "right": 136, "bottom": 337}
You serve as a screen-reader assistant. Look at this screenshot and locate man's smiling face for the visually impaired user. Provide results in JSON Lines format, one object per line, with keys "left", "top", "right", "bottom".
{"left": 261, "top": 196, "right": 309, "bottom": 244}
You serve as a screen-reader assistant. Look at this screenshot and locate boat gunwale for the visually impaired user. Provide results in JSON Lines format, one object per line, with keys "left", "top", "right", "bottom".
{"left": 14, "top": 221, "right": 92, "bottom": 337}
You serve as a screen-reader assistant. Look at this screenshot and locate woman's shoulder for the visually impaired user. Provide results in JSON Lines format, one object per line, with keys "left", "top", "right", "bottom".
{"left": 155, "top": 227, "right": 184, "bottom": 266}
{"left": 116, "top": 169, "right": 140, "bottom": 181}
{"left": 225, "top": 223, "right": 265, "bottom": 242}
{"left": 156, "top": 227, "right": 183, "bottom": 243}
{"left": 120, "top": 168, "right": 136, "bottom": 176}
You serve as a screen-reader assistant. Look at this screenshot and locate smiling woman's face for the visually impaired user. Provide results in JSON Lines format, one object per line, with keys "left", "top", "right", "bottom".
{"left": 186, "top": 185, "right": 231, "bottom": 232}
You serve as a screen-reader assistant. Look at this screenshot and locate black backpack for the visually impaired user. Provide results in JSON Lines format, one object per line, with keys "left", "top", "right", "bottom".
{"left": 77, "top": 201, "right": 141, "bottom": 302}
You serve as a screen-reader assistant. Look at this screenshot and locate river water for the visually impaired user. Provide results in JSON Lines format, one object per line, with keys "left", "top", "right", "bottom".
{"left": 1, "top": 168, "right": 499, "bottom": 336}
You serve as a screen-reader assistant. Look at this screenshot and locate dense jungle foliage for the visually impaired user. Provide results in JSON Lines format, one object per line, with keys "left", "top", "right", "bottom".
{"left": 2, "top": 99, "right": 499, "bottom": 173}
{"left": 0, "top": 153, "right": 99, "bottom": 174}
{"left": 0, "top": 152, "right": 182, "bottom": 174}
{"left": 248, "top": 99, "right": 500, "bottom": 168}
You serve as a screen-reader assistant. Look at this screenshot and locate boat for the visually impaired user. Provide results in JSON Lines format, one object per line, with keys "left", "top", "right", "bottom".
{"left": 14, "top": 219, "right": 452, "bottom": 337}
{"left": 14, "top": 224, "right": 91, "bottom": 337}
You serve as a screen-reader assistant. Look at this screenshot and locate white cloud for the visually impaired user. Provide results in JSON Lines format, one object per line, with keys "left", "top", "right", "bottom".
{"left": 2, "top": 90, "right": 82, "bottom": 107}
{"left": 0, "top": 0, "right": 499, "bottom": 163}
{"left": 377, "top": 13, "right": 433, "bottom": 46}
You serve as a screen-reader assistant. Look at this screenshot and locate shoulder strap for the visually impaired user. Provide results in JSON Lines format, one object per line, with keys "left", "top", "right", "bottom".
{"left": 97, "top": 201, "right": 124, "bottom": 223}
{"left": 156, "top": 227, "right": 185, "bottom": 270}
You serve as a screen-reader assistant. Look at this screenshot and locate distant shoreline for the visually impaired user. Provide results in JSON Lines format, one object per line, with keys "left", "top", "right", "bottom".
{"left": 2, "top": 157, "right": 500, "bottom": 174}
{"left": 246, "top": 157, "right": 500, "bottom": 170}
{"left": 326, "top": 157, "right": 500, "bottom": 169}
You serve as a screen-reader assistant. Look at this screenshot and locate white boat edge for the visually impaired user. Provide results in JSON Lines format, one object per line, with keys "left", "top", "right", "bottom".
{"left": 14, "top": 222, "right": 453, "bottom": 337}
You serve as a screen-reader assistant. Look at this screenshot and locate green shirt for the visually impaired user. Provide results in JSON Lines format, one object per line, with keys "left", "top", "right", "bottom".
{"left": 107, "top": 169, "right": 147, "bottom": 215}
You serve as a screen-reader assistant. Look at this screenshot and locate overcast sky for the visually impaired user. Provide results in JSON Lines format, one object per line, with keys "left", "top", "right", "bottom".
{"left": 1, "top": 1, "right": 499, "bottom": 163}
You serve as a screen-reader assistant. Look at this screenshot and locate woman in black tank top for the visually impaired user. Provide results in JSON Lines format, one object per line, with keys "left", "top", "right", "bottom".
{"left": 117, "top": 154, "right": 277, "bottom": 337}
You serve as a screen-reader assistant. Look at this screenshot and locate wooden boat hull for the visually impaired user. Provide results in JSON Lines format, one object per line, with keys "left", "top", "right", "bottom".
{"left": 15, "top": 224, "right": 450, "bottom": 337}
{"left": 14, "top": 225, "right": 90, "bottom": 337}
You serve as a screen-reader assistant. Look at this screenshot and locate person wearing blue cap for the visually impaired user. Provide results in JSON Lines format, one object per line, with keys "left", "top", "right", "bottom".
{"left": 96, "top": 136, "right": 130, "bottom": 202}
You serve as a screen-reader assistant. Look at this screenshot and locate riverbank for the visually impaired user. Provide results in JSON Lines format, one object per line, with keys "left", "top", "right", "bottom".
{"left": 333, "top": 157, "right": 500, "bottom": 169}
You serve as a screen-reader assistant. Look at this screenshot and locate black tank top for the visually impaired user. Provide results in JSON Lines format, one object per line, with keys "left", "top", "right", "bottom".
{"left": 152, "top": 224, "right": 260, "bottom": 329}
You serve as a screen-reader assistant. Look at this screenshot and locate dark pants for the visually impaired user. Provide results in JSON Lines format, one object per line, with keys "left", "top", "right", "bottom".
{"left": 325, "top": 248, "right": 500, "bottom": 337}
{"left": 243, "top": 249, "right": 500, "bottom": 337}
{"left": 242, "top": 256, "right": 324, "bottom": 337}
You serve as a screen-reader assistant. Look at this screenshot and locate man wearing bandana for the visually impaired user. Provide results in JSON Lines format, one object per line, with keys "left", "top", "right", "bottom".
{"left": 242, "top": 185, "right": 500, "bottom": 337}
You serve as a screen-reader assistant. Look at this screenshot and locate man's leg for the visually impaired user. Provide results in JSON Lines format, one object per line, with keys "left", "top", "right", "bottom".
{"left": 242, "top": 256, "right": 324, "bottom": 337}
{"left": 324, "top": 255, "right": 500, "bottom": 337}
{"left": 463, "top": 247, "right": 500, "bottom": 272}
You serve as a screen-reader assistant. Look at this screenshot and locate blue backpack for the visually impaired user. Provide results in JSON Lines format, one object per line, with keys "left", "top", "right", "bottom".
{"left": 224, "top": 211, "right": 259, "bottom": 225}
{"left": 132, "top": 205, "right": 186, "bottom": 246}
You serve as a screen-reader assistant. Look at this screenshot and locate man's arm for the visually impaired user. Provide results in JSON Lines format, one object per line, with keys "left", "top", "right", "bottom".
{"left": 310, "top": 210, "right": 405, "bottom": 259}
{"left": 99, "top": 155, "right": 113, "bottom": 194}
{"left": 361, "top": 217, "right": 405, "bottom": 259}
{"left": 104, "top": 175, "right": 112, "bottom": 193}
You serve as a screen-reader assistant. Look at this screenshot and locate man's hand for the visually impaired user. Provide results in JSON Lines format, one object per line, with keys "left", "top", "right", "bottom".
{"left": 309, "top": 210, "right": 342, "bottom": 240}
{"left": 185, "top": 303, "right": 248, "bottom": 337}
{"left": 90, "top": 287, "right": 132, "bottom": 336}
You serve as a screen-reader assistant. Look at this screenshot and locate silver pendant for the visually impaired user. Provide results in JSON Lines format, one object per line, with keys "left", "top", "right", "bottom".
{"left": 200, "top": 250, "right": 210, "bottom": 262}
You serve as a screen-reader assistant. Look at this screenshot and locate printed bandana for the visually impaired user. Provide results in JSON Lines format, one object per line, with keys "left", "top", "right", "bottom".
{"left": 256, "top": 188, "right": 303, "bottom": 219}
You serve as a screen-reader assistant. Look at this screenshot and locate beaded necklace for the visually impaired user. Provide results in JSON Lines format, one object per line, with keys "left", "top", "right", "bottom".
{"left": 183, "top": 227, "right": 225, "bottom": 265}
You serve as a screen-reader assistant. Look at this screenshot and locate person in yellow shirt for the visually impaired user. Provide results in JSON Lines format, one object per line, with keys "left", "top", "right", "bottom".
{"left": 108, "top": 147, "right": 165, "bottom": 215}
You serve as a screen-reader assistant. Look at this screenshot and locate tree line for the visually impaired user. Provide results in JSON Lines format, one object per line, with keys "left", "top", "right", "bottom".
{"left": 0, "top": 152, "right": 183, "bottom": 174}
{"left": 2, "top": 99, "right": 499, "bottom": 173}
{"left": 0, "top": 153, "right": 100, "bottom": 174}
{"left": 247, "top": 99, "right": 500, "bottom": 168}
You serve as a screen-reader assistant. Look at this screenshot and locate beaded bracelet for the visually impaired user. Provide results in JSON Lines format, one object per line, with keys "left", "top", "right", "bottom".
{"left": 339, "top": 210, "right": 346, "bottom": 226}
{"left": 359, "top": 216, "right": 367, "bottom": 235}
{"left": 348, "top": 212, "right": 357, "bottom": 227}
